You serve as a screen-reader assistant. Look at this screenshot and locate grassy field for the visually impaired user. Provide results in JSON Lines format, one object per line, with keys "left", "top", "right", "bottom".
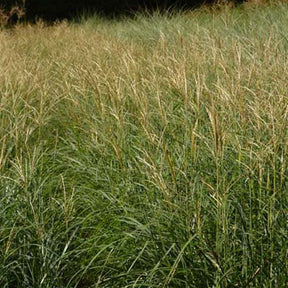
{"left": 0, "top": 2, "right": 288, "bottom": 287}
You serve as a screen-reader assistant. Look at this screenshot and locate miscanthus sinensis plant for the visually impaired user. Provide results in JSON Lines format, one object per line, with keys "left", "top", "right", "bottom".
{"left": 0, "top": 2, "right": 287, "bottom": 287}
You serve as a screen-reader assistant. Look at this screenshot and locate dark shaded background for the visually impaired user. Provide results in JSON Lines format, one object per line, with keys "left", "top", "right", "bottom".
{"left": 2, "top": 0, "right": 238, "bottom": 21}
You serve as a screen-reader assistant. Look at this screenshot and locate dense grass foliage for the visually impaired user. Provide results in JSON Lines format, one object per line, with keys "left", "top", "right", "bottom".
{"left": 1, "top": 2, "right": 288, "bottom": 287}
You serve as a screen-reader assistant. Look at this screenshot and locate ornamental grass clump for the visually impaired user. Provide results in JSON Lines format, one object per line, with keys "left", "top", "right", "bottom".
{"left": 0, "top": 2, "right": 287, "bottom": 287}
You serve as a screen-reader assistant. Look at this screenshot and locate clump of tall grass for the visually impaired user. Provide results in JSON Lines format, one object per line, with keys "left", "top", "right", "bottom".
{"left": 0, "top": 2, "right": 287, "bottom": 287}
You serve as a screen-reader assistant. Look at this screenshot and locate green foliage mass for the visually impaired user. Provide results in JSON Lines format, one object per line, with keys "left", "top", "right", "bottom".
{"left": 0, "top": 2, "right": 288, "bottom": 287}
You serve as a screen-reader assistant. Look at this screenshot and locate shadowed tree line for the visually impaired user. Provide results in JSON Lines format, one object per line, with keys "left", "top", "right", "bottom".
{"left": 2, "top": 0, "right": 242, "bottom": 21}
